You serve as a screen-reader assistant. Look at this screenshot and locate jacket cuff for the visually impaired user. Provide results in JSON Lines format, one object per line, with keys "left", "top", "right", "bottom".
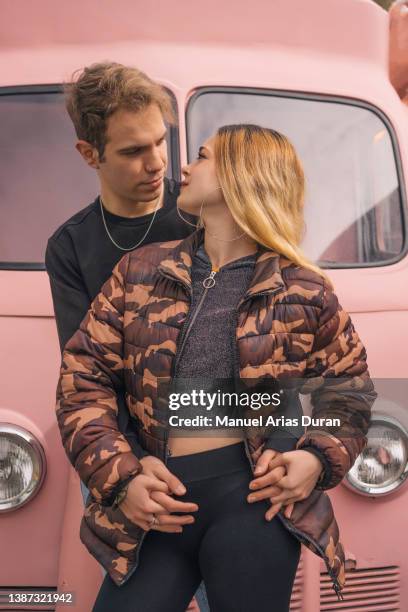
{"left": 86, "top": 451, "right": 143, "bottom": 507}
{"left": 298, "top": 446, "right": 332, "bottom": 489}
{"left": 295, "top": 431, "right": 351, "bottom": 489}
{"left": 111, "top": 477, "right": 134, "bottom": 511}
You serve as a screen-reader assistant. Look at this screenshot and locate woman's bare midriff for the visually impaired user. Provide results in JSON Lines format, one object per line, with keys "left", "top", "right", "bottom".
{"left": 167, "top": 433, "right": 245, "bottom": 456}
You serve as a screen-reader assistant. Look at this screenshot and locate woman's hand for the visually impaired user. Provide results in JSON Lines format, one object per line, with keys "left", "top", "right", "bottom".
{"left": 119, "top": 455, "right": 198, "bottom": 532}
{"left": 248, "top": 449, "right": 324, "bottom": 521}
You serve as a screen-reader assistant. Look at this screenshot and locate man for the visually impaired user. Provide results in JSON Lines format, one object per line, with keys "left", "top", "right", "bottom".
{"left": 45, "top": 61, "right": 207, "bottom": 612}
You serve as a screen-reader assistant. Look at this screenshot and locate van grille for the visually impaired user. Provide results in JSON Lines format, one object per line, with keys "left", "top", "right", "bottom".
{"left": 320, "top": 565, "right": 400, "bottom": 611}
{"left": 289, "top": 557, "right": 304, "bottom": 611}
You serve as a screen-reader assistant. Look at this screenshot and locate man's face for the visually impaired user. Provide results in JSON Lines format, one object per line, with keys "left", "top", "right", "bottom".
{"left": 98, "top": 103, "right": 168, "bottom": 202}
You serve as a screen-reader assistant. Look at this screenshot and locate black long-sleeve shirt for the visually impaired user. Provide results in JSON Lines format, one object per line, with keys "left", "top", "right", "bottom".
{"left": 46, "top": 178, "right": 196, "bottom": 349}
{"left": 46, "top": 177, "right": 197, "bottom": 459}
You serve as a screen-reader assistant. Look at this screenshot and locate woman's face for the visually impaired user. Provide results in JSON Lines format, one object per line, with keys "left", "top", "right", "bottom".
{"left": 177, "top": 135, "right": 224, "bottom": 215}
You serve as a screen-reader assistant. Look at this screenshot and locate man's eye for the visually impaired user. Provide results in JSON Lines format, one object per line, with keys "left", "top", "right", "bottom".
{"left": 124, "top": 150, "right": 141, "bottom": 156}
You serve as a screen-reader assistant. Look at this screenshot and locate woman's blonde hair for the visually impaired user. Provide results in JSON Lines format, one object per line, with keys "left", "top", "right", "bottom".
{"left": 210, "top": 124, "right": 333, "bottom": 289}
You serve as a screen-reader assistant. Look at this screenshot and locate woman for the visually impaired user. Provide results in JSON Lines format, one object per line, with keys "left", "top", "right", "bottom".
{"left": 56, "top": 124, "right": 377, "bottom": 611}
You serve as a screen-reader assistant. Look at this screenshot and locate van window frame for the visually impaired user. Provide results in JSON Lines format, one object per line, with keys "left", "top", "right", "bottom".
{"left": 186, "top": 86, "right": 407, "bottom": 269}
{"left": 0, "top": 84, "right": 180, "bottom": 271}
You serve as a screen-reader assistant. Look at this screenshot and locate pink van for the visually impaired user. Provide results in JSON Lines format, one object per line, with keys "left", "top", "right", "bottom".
{"left": 1, "top": 0, "right": 407, "bottom": 610}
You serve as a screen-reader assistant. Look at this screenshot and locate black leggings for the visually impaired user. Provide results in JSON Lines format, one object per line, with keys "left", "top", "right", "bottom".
{"left": 92, "top": 441, "right": 301, "bottom": 612}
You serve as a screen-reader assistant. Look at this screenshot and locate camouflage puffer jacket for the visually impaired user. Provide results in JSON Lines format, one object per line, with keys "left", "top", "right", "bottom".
{"left": 56, "top": 227, "right": 377, "bottom": 601}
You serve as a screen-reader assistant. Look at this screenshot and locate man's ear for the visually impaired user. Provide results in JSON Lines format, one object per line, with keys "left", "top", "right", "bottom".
{"left": 75, "top": 140, "right": 100, "bottom": 169}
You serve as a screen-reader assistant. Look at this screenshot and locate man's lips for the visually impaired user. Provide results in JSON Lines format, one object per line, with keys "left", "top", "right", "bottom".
{"left": 142, "top": 176, "right": 164, "bottom": 186}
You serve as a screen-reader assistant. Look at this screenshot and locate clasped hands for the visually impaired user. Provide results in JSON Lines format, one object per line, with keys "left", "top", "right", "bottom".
{"left": 118, "top": 448, "right": 324, "bottom": 531}
{"left": 247, "top": 448, "right": 324, "bottom": 521}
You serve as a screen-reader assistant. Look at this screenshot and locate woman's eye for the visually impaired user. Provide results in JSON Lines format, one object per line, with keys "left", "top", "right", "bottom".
{"left": 196, "top": 153, "right": 205, "bottom": 160}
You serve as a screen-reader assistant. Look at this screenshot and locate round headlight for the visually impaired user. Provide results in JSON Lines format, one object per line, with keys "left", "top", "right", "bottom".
{"left": 0, "top": 423, "right": 46, "bottom": 512}
{"left": 345, "top": 415, "right": 408, "bottom": 496}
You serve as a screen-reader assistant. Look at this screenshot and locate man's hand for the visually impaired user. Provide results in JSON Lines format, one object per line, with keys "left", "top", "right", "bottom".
{"left": 247, "top": 449, "right": 287, "bottom": 521}
{"left": 119, "top": 455, "right": 198, "bottom": 532}
{"left": 247, "top": 449, "right": 324, "bottom": 521}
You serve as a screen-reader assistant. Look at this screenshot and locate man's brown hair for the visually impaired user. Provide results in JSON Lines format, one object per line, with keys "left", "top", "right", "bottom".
{"left": 64, "top": 61, "right": 176, "bottom": 160}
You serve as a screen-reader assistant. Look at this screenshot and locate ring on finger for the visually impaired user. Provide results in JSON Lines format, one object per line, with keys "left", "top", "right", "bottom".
{"left": 149, "top": 514, "right": 159, "bottom": 528}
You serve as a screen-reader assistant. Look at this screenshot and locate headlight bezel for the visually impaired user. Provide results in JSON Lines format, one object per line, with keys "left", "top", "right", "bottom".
{"left": 343, "top": 414, "right": 408, "bottom": 497}
{"left": 0, "top": 422, "right": 47, "bottom": 512}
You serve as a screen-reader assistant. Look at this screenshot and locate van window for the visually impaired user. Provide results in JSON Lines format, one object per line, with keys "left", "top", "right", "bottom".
{"left": 187, "top": 89, "right": 405, "bottom": 267}
{"left": 0, "top": 87, "right": 179, "bottom": 269}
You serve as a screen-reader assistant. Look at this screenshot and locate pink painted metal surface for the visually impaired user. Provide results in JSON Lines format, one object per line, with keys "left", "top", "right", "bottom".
{"left": 0, "top": 1, "right": 407, "bottom": 610}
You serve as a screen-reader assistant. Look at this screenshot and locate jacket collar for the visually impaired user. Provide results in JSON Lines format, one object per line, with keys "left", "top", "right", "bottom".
{"left": 157, "top": 227, "right": 285, "bottom": 300}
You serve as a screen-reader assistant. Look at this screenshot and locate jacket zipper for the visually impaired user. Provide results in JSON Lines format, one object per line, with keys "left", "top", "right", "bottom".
{"left": 164, "top": 267, "right": 218, "bottom": 457}
{"left": 174, "top": 280, "right": 214, "bottom": 370}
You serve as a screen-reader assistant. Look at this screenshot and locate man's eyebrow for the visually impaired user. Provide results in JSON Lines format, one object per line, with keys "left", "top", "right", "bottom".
{"left": 117, "top": 130, "right": 167, "bottom": 153}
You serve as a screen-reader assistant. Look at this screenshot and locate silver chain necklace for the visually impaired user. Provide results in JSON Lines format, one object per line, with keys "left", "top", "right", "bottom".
{"left": 99, "top": 194, "right": 162, "bottom": 252}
